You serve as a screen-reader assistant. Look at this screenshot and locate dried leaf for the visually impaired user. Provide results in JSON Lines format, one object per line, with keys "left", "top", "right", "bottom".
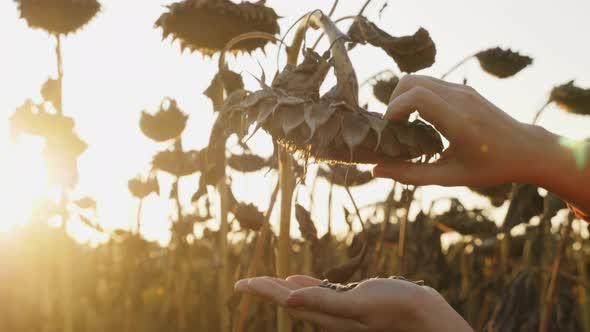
{"left": 152, "top": 150, "right": 200, "bottom": 177}
{"left": 232, "top": 203, "right": 264, "bottom": 231}
{"left": 41, "top": 78, "right": 61, "bottom": 109}
{"left": 341, "top": 112, "right": 371, "bottom": 160}
{"left": 549, "top": 81, "right": 590, "bottom": 115}
{"left": 74, "top": 197, "right": 96, "bottom": 210}
{"left": 475, "top": 47, "right": 533, "bottom": 78}
{"left": 348, "top": 16, "right": 436, "bottom": 73}
{"left": 303, "top": 103, "right": 335, "bottom": 141}
{"left": 227, "top": 153, "right": 271, "bottom": 173}
{"left": 295, "top": 204, "right": 318, "bottom": 242}
{"left": 204, "top": 67, "right": 244, "bottom": 111}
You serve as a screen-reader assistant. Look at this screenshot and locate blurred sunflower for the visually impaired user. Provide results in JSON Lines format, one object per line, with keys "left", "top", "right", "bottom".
{"left": 15, "top": 0, "right": 101, "bottom": 35}
{"left": 140, "top": 98, "right": 188, "bottom": 142}
{"left": 152, "top": 150, "right": 201, "bottom": 177}
{"left": 155, "top": 0, "right": 280, "bottom": 56}
{"left": 128, "top": 176, "right": 160, "bottom": 199}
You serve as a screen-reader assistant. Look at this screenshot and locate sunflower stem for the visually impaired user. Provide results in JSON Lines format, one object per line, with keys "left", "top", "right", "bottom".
{"left": 440, "top": 54, "right": 474, "bottom": 80}
{"left": 234, "top": 180, "right": 280, "bottom": 332}
{"left": 276, "top": 147, "right": 295, "bottom": 332}
{"left": 532, "top": 100, "right": 552, "bottom": 124}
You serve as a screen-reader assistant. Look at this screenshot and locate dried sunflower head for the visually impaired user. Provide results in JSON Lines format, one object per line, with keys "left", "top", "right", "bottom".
{"left": 549, "top": 81, "right": 590, "bottom": 116}
{"left": 155, "top": 0, "right": 280, "bottom": 56}
{"left": 475, "top": 47, "right": 533, "bottom": 78}
{"left": 372, "top": 75, "right": 399, "bottom": 105}
{"left": 152, "top": 149, "right": 200, "bottom": 177}
{"left": 348, "top": 16, "right": 436, "bottom": 73}
{"left": 128, "top": 176, "right": 160, "bottom": 199}
{"left": 140, "top": 98, "right": 188, "bottom": 142}
{"left": 16, "top": 0, "right": 101, "bottom": 35}
{"left": 224, "top": 50, "right": 443, "bottom": 165}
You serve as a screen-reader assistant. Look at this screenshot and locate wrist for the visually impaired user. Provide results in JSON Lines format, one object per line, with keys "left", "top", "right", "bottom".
{"left": 515, "top": 124, "right": 566, "bottom": 186}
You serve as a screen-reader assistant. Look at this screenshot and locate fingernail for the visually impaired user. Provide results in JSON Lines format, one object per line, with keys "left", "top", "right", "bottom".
{"left": 234, "top": 279, "right": 250, "bottom": 292}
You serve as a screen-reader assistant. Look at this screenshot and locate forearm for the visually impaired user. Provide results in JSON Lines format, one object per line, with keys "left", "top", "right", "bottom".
{"left": 523, "top": 124, "right": 590, "bottom": 214}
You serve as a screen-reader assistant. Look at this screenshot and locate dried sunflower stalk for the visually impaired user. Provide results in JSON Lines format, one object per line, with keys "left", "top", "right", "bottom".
{"left": 549, "top": 81, "right": 590, "bottom": 116}
{"left": 475, "top": 47, "right": 533, "bottom": 78}
{"left": 295, "top": 204, "right": 318, "bottom": 242}
{"left": 16, "top": 0, "right": 101, "bottom": 35}
{"left": 155, "top": 0, "right": 280, "bottom": 56}
{"left": 347, "top": 16, "right": 436, "bottom": 73}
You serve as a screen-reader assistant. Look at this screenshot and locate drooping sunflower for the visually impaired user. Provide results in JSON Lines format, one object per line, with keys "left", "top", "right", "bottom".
{"left": 140, "top": 98, "right": 188, "bottom": 142}
{"left": 15, "top": 0, "right": 101, "bottom": 35}
{"left": 223, "top": 50, "right": 443, "bottom": 165}
{"left": 155, "top": 0, "right": 280, "bottom": 56}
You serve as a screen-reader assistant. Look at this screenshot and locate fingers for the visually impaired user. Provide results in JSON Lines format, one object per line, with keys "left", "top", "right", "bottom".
{"left": 388, "top": 75, "right": 458, "bottom": 104}
{"left": 285, "top": 286, "right": 360, "bottom": 319}
{"left": 286, "top": 275, "right": 322, "bottom": 287}
{"left": 289, "top": 309, "right": 368, "bottom": 332}
{"left": 385, "top": 86, "right": 456, "bottom": 135}
{"left": 372, "top": 159, "right": 471, "bottom": 186}
{"left": 246, "top": 277, "right": 293, "bottom": 306}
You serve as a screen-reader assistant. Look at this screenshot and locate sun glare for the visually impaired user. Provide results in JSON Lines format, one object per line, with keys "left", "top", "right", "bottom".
{"left": 0, "top": 137, "right": 48, "bottom": 232}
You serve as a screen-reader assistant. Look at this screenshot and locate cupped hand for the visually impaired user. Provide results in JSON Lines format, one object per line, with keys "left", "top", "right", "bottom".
{"left": 234, "top": 275, "right": 473, "bottom": 332}
{"left": 372, "top": 75, "right": 548, "bottom": 187}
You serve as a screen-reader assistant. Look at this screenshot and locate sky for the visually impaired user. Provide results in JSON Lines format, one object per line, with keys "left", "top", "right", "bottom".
{"left": 0, "top": 0, "right": 589, "bottom": 244}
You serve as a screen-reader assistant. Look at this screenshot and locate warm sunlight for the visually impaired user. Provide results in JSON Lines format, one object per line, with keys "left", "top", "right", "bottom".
{"left": 1, "top": 1, "right": 589, "bottom": 331}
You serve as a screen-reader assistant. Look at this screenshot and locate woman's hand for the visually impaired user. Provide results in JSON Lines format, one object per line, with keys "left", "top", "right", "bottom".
{"left": 372, "top": 74, "right": 548, "bottom": 187}
{"left": 372, "top": 74, "right": 590, "bottom": 214}
{"left": 234, "top": 275, "right": 473, "bottom": 332}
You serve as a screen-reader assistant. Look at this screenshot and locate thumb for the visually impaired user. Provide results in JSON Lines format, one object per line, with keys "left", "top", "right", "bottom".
{"left": 372, "top": 159, "right": 468, "bottom": 186}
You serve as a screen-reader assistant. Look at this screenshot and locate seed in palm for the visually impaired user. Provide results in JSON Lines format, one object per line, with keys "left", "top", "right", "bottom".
{"left": 16, "top": 0, "right": 101, "bottom": 35}
{"left": 347, "top": 16, "right": 436, "bottom": 73}
{"left": 372, "top": 76, "right": 399, "bottom": 105}
{"left": 549, "top": 81, "right": 590, "bottom": 116}
{"left": 225, "top": 50, "right": 443, "bottom": 164}
{"left": 475, "top": 47, "right": 533, "bottom": 78}
{"left": 155, "top": 0, "right": 280, "bottom": 56}
{"left": 319, "top": 276, "right": 425, "bottom": 293}
{"left": 140, "top": 98, "right": 188, "bottom": 142}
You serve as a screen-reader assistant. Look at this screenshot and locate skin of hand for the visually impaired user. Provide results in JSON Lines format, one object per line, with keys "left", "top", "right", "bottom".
{"left": 234, "top": 275, "right": 473, "bottom": 332}
{"left": 372, "top": 75, "right": 590, "bottom": 213}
